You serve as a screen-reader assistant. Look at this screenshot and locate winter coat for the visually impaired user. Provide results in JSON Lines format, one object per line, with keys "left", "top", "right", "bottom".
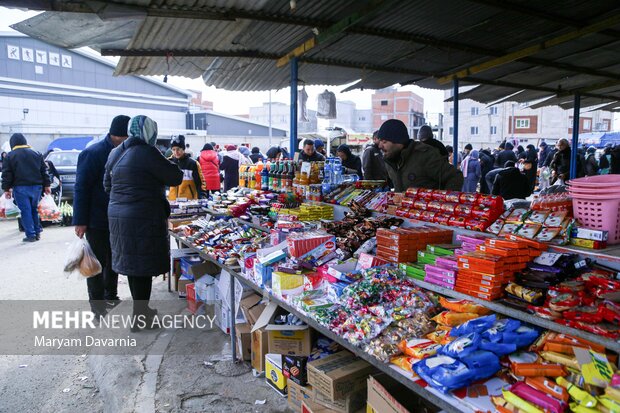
{"left": 584, "top": 153, "right": 599, "bottom": 176}
{"left": 384, "top": 140, "right": 464, "bottom": 192}
{"left": 550, "top": 148, "right": 571, "bottom": 182}
{"left": 298, "top": 151, "right": 325, "bottom": 162}
{"left": 362, "top": 143, "right": 388, "bottom": 181}
{"left": 198, "top": 149, "right": 221, "bottom": 191}
{"left": 495, "top": 149, "right": 517, "bottom": 168}
{"left": 538, "top": 146, "right": 551, "bottom": 168}
{"left": 104, "top": 136, "right": 183, "bottom": 277}
{"left": 1, "top": 135, "right": 50, "bottom": 191}
{"left": 599, "top": 152, "right": 611, "bottom": 174}
{"left": 220, "top": 150, "right": 241, "bottom": 191}
{"left": 543, "top": 148, "right": 556, "bottom": 167}
{"left": 492, "top": 167, "right": 531, "bottom": 200}
{"left": 461, "top": 152, "right": 481, "bottom": 193}
{"left": 421, "top": 138, "right": 449, "bottom": 158}
{"left": 249, "top": 153, "right": 264, "bottom": 163}
{"left": 73, "top": 134, "right": 115, "bottom": 230}
{"left": 168, "top": 154, "right": 205, "bottom": 200}
{"left": 478, "top": 151, "right": 495, "bottom": 194}
{"left": 611, "top": 146, "right": 620, "bottom": 174}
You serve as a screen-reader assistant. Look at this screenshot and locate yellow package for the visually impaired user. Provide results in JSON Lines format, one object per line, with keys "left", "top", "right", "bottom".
{"left": 390, "top": 355, "right": 415, "bottom": 372}
{"left": 426, "top": 326, "right": 454, "bottom": 345}
{"left": 569, "top": 403, "right": 600, "bottom": 413}
{"left": 439, "top": 297, "right": 491, "bottom": 315}
{"left": 540, "top": 351, "right": 581, "bottom": 370}
{"left": 432, "top": 311, "right": 480, "bottom": 327}
{"left": 598, "top": 395, "right": 620, "bottom": 412}
{"left": 578, "top": 350, "right": 614, "bottom": 388}
{"left": 398, "top": 338, "right": 441, "bottom": 359}
{"left": 605, "top": 386, "right": 620, "bottom": 402}
{"left": 502, "top": 390, "right": 543, "bottom": 413}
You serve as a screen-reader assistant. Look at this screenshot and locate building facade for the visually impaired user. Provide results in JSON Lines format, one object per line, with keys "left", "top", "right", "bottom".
{"left": 442, "top": 89, "right": 616, "bottom": 150}
{"left": 372, "top": 88, "right": 425, "bottom": 138}
{"left": 249, "top": 102, "right": 318, "bottom": 135}
{"left": 0, "top": 33, "right": 192, "bottom": 152}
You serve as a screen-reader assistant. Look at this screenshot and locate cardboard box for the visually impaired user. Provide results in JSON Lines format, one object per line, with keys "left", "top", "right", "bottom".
{"left": 301, "top": 400, "right": 337, "bottom": 413}
{"left": 235, "top": 323, "right": 252, "bottom": 362}
{"left": 265, "top": 353, "right": 287, "bottom": 396}
{"left": 288, "top": 381, "right": 316, "bottom": 412}
{"left": 251, "top": 328, "right": 269, "bottom": 373}
{"left": 283, "top": 355, "right": 309, "bottom": 385}
{"left": 252, "top": 303, "right": 313, "bottom": 356}
{"left": 307, "top": 351, "right": 374, "bottom": 402}
{"left": 288, "top": 381, "right": 367, "bottom": 413}
{"left": 365, "top": 374, "right": 422, "bottom": 413}
{"left": 186, "top": 283, "right": 204, "bottom": 315}
{"left": 239, "top": 293, "right": 264, "bottom": 325}
{"left": 168, "top": 218, "right": 193, "bottom": 229}
{"left": 177, "top": 278, "right": 193, "bottom": 298}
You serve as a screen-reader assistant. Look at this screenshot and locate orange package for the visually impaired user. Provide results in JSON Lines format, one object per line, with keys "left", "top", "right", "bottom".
{"left": 438, "top": 297, "right": 491, "bottom": 315}
{"left": 432, "top": 311, "right": 481, "bottom": 327}
{"left": 486, "top": 238, "right": 528, "bottom": 249}
{"left": 398, "top": 338, "right": 441, "bottom": 359}
{"left": 477, "top": 244, "right": 511, "bottom": 257}
{"left": 426, "top": 326, "right": 454, "bottom": 344}
{"left": 511, "top": 362, "right": 567, "bottom": 377}
{"left": 390, "top": 355, "right": 416, "bottom": 372}
{"left": 544, "top": 333, "right": 605, "bottom": 354}
{"left": 504, "top": 234, "right": 548, "bottom": 251}
{"left": 525, "top": 377, "right": 569, "bottom": 404}
{"left": 491, "top": 396, "right": 523, "bottom": 413}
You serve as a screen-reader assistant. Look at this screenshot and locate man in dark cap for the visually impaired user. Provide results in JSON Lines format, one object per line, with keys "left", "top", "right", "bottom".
{"left": 495, "top": 141, "right": 517, "bottom": 168}
{"left": 249, "top": 147, "right": 264, "bottom": 163}
{"left": 362, "top": 130, "right": 388, "bottom": 182}
{"left": 74, "top": 115, "right": 130, "bottom": 314}
{"left": 378, "top": 119, "right": 463, "bottom": 192}
{"left": 2, "top": 133, "right": 50, "bottom": 242}
{"left": 314, "top": 139, "right": 327, "bottom": 157}
{"left": 168, "top": 135, "right": 205, "bottom": 200}
{"left": 418, "top": 124, "right": 448, "bottom": 158}
{"left": 336, "top": 144, "right": 362, "bottom": 178}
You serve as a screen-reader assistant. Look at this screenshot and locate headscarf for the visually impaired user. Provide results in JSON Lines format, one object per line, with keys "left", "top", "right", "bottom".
{"left": 128, "top": 115, "right": 158, "bottom": 146}
{"left": 461, "top": 150, "right": 479, "bottom": 178}
{"left": 239, "top": 146, "right": 251, "bottom": 157}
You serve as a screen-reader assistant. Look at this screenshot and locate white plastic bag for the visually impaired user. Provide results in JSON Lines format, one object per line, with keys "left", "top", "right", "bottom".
{"left": 38, "top": 194, "right": 61, "bottom": 221}
{"left": 63, "top": 237, "right": 101, "bottom": 278}
{"left": 0, "top": 196, "right": 20, "bottom": 219}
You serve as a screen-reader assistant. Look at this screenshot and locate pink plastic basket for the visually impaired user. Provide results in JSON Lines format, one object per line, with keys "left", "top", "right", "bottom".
{"left": 569, "top": 175, "right": 620, "bottom": 188}
{"left": 572, "top": 197, "right": 620, "bottom": 244}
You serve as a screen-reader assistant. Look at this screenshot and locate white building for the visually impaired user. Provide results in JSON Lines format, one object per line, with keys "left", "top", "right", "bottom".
{"left": 442, "top": 89, "right": 616, "bottom": 150}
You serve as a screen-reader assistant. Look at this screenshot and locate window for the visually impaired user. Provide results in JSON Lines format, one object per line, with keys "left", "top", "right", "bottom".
{"left": 471, "top": 107, "right": 479, "bottom": 116}
{"left": 359, "top": 116, "right": 366, "bottom": 121}
{"left": 380, "top": 100, "right": 388, "bottom": 106}
{"left": 515, "top": 118, "right": 530, "bottom": 129}
{"left": 489, "top": 106, "right": 498, "bottom": 115}
{"left": 449, "top": 108, "right": 454, "bottom": 116}
{"left": 470, "top": 126, "right": 479, "bottom": 135}
{"left": 490, "top": 126, "right": 497, "bottom": 135}
{"left": 449, "top": 127, "right": 454, "bottom": 135}
{"left": 602, "top": 119, "right": 611, "bottom": 131}
{"left": 583, "top": 119, "right": 591, "bottom": 130}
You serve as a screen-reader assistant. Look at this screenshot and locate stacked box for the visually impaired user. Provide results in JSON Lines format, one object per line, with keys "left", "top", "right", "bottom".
{"left": 375, "top": 227, "right": 453, "bottom": 264}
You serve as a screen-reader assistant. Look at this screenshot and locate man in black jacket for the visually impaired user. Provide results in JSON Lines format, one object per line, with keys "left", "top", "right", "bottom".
{"left": 298, "top": 139, "right": 325, "bottom": 162}
{"left": 74, "top": 115, "right": 130, "bottom": 315}
{"left": 492, "top": 161, "right": 531, "bottom": 200}
{"left": 418, "top": 125, "right": 448, "bottom": 159}
{"left": 495, "top": 141, "right": 518, "bottom": 168}
{"left": 362, "top": 131, "right": 388, "bottom": 182}
{"left": 1, "top": 133, "right": 50, "bottom": 242}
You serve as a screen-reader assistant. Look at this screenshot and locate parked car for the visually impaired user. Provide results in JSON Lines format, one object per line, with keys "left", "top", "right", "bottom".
{"left": 45, "top": 150, "right": 80, "bottom": 199}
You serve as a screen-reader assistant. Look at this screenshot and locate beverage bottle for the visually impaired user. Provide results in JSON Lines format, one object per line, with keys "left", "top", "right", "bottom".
{"left": 269, "top": 161, "right": 276, "bottom": 191}
{"left": 322, "top": 161, "right": 332, "bottom": 195}
{"left": 277, "top": 160, "right": 286, "bottom": 192}
{"left": 249, "top": 165, "right": 256, "bottom": 189}
{"left": 333, "top": 158, "right": 343, "bottom": 184}
{"left": 238, "top": 164, "right": 246, "bottom": 187}
{"left": 254, "top": 160, "right": 264, "bottom": 190}
{"left": 261, "top": 162, "right": 269, "bottom": 191}
{"left": 286, "top": 161, "right": 294, "bottom": 192}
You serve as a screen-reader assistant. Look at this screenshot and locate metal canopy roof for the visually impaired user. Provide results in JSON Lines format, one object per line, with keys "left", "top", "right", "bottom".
{"left": 7, "top": 0, "right": 620, "bottom": 108}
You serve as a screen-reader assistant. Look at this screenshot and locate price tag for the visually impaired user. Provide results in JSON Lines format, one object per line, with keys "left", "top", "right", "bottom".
{"left": 534, "top": 252, "right": 563, "bottom": 266}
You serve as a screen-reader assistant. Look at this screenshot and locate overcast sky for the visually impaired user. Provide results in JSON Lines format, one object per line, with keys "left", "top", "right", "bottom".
{"left": 0, "top": 6, "right": 446, "bottom": 117}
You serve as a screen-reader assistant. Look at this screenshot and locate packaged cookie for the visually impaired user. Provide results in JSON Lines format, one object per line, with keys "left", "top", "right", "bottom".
{"left": 506, "top": 208, "right": 529, "bottom": 224}
{"left": 545, "top": 211, "right": 567, "bottom": 227}
{"left": 499, "top": 223, "right": 520, "bottom": 236}
{"left": 486, "top": 218, "right": 505, "bottom": 235}
{"left": 516, "top": 223, "right": 542, "bottom": 239}
{"left": 535, "top": 227, "right": 561, "bottom": 242}
{"left": 526, "top": 211, "right": 549, "bottom": 225}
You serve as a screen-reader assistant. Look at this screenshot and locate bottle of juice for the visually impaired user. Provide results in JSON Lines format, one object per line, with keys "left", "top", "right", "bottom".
{"left": 238, "top": 164, "right": 246, "bottom": 187}
{"left": 269, "top": 160, "right": 277, "bottom": 191}
{"left": 254, "top": 160, "right": 264, "bottom": 190}
{"left": 287, "top": 160, "right": 295, "bottom": 192}
{"left": 248, "top": 165, "right": 256, "bottom": 189}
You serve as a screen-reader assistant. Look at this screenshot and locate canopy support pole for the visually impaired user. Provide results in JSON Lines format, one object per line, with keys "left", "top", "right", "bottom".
{"left": 453, "top": 78, "right": 459, "bottom": 166}
{"left": 290, "top": 57, "right": 298, "bottom": 157}
{"left": 570, "top": 93, "right": 581, "bottom": 180}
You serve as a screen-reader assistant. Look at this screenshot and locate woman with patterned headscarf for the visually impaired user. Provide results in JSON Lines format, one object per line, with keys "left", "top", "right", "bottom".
{"left": 104, "top": 115, "right": 183, "bottom": 332}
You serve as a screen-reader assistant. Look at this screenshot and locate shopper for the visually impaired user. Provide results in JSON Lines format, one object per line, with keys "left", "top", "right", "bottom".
{"left": 168, "top": 135, "right": 205, "bottom": 200}
{"left": 492, "top": 161, "right": 531, "bottom": 200}
{"left": 599, "top": 144, "right": 612, "bottom": 174}
{"left": 418, "top": 125, "right": 448, "bottom": 158}
{"left": 104, "top": 115, "right": 183, "bottom": 331}
{"left": 461, "top": 150, "right": 481, "bottom": 193}
{"left": 445, "top": 145, "right": 462, "bottom": 169}
{"left": 611, "top": 145, "right": 620, "bottom": 174}
{"left": 220, "top": 144, "right": 242, "bottom": 191}
{"left": 362, "top": 130, "right": 388, "bottom": 182}
{"left": 239, "top": 146, "right": 252, "bottom": 163}
{"left": 495, "top": 141, "right": 517, "bottom": 168}
{"left": 198, "top": 143, "right": 221, "bottom": 195}
{"left": 249, "top": 147, "right": 264, "bottom": 163}
{"left": 584, "top": 146, "right": 599, "bottom": 176}
{"left": 520, "top": 144, "right": 538, "bottom": 191}
{"left": 516, "top": 145, "right": 526, "bottom": 159}
{"left": 266, "top": 146, "right": 285, "bottom": 160}
{"left": 538, "top": 142, "right": 551, "bottom": 168}
{"left": 478, "top": 149, "right": 495, "bottom": 194}
{"left": 550, "top": 138, "right": 571, "bottom": 184}
{"left": 1, "top": 133, "right": 50, "bottom": 242}
{"left": 336, "top": 144, "right": 363, "bottom": 178}
{"left": 299, "top": 139, "right": 325, "bottom": 162}
{"left": 0, "top": 151, "right": 6, "bottom": 170}
{"left": 74, "top": 115, "right": 130, "bottom": 315}
{"left": 378, "top": 119, "right": 463, "bottom": 192}
{"left": 461, "top": 143, "right": 473, "bottom": 161}
{"left": 315, "top": 139, "right": 327, "bottom": 157}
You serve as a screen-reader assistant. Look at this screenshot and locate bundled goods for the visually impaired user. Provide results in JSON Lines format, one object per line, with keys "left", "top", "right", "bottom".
{"left": 375, "top": 227, "right": 453, "bottom": 264}
{"left": 487, "top": 207, "right": 575, "bottom": 246}
{"left": 278, "top": 203, "right": 333, "bottom": 221}
{"left": 531, "top": 193, "right": 573, "bottom": 213}
{"left": 419, "top": 244, "right": 460, "bottom": 289}
{"left": 569, "top": 227, "right": 609, "bottom": 250}
{"left": 38, "top": 194, "right": 61, "bottom": 221}
{"left": 0, "top": 196, "right": 20, "bottom": 219}
{"left": 385, "top": 188, "right": 504, "bottom": 231}
{"left": 169, "top": 198, "right": 209, "bottom": 216}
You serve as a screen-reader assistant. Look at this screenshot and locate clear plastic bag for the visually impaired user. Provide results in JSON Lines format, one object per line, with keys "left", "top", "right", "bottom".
{"left": 64, "top": 237, "right": 101, "bottom": 278}
{"left": 0, "top": 196, "right": 21, "bottom": 219}
{"left": 38, "top": 194, "right": 61, "bottom": 221}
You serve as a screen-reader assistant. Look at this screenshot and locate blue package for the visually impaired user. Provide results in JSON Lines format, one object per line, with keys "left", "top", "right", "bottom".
{"left": 413, "top": 355, "right": 474, "bottom": 394}
{"left": 439, "top": 332, "right": 481, "bottom": 358}
{"left": 482, "top": 318, "right": 521, "bottom": 343}
{"left": 459, "top": 350, "right": 501, "bottom": 381}
{"left": 480, "top": 339, "right": 517, "bottom": 356}
{"left": 450, "top": 314, "right": 496, "bottom": 337}
{"left": 503, "top": 325, "right": 539, "bottom": 348}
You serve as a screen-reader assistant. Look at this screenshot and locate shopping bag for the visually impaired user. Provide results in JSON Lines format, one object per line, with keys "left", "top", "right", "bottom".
{"left": 38, "top": 193, "right": 61, "bottom": 221}
{"left": 0, "top": 196, "right": 20, "bottom": 219}
{"left": 63, "top": 237, "right": 102, "bottom": 278}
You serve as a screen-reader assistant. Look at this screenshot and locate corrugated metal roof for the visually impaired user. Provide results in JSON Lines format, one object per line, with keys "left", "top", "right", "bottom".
{"left": 8, "top": 0, "right": 620, "bottom": 109}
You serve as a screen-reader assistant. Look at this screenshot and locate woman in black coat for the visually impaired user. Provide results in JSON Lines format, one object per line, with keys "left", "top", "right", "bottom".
{"left": 104, "top": 115, "right": 183, "bottom": 331}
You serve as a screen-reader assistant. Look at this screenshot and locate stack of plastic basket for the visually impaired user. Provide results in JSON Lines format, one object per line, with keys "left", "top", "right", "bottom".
{"left": 568, "top": 175, "right": 620, "bottom": 245}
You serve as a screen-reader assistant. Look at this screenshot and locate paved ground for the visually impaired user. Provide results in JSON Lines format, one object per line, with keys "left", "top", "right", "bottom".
{"left": 0, "top": 220, "right": 291, "bottom": 413}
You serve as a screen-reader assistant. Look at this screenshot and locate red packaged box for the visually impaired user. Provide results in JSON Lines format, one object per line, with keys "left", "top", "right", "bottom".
{"left": 401, "top": 198, "right": 415, "bottom": 209}
{"left": 448, "top": 216, "right": 467, "bottom": 228}
{"left": 440, "top": 202, "right": 458, "bottom": 214}
{"left": 287, "top": 233, "right": 335, "bottom": 258}
{"left": 485, "top": 238, "right": 528, "bottom": 249}
{"left": 427, "top": 201, "right": 443, "bottom": 212}
{"left": 404, "top": 187, "right": 420, "bottom": 199}
{"left": 433, "top": 214, "right": 452, "bottom": 225}
{"left": 454, "top": 204, "right": 472, "bottom": 216}
{"left": 459, "top": 192, "right": 479, "bottom": 204}
{"left": 356, "top": 253, "right": 389, "bottom": 270}
{"left": 503, "top": 234, "right": 548, "bottom": 251}
{"left": 477, "top": 244, "right": 511, "bottom": 257}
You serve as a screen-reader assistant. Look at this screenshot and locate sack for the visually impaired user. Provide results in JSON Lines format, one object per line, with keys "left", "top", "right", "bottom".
{"left": 63, "top": 237, "right": 101, "bottom": 278}
{"left": 0, "top": 196, "right": 20, "bottom": 219}
{"left": 38, "top": 194, "right": 61, "bottom": 221}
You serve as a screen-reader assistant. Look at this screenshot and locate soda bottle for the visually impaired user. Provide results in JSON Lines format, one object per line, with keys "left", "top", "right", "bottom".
{"left": 269, "top": 161, "right": 276, "bottom": 191}
{"left": 248, "top": 165, "right": 256, "bottom": 189}
{"left": 238, "top": 164, "right": 246, "bottom": 187}
{"left": 277, "top": 160, "right": 286, "bottom": 192}
{"left": 254, "top": 160, "right": 264, "bottom": 190}
{"left": 261, "top": 162, "right": 269, "bottom": 191}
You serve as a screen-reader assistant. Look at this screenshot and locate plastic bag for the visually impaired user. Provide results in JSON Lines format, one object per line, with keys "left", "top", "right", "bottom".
{"left": 0, "top": 196, "right": 20, "bottom": 218}
{"left": 63, "top": 237, "right": 101, "bottom": 278}
{"left": 38, "top": 194, "right": 61, "bottom": 221}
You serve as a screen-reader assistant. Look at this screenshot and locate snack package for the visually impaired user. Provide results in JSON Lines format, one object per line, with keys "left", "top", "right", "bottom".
{"left": 459, "top": 350, "right": 501, "bottom": 380}
{"left": 398, "top": 338, "right": 441, "bottom": 359}
{"left": 413, "top": 355, "right": 474, "bottom": 393}
{"left": 516, "top": 223, "right": 543, "bottom": 239}
{"left": 482, "top": 318, "right": 521, "bottom": 342}
{"left": 432, "top": 311, "right": 481, "bottom": 327}
{"left": 539, "top": 351, "right": 580, "bottom": 370}
{"left": 545, "top": 211, "right": 568, "bottom": 227}
{"left": 390, "top": 355, "right": 416, "bottom": 372}
{"left": 450, "top": 314, "right": 496, "bottom": 337}
{"left": 506, "top": 209, "right": 529, "bottom": 224}
{"left": 438, "top": 297, "right": 491, "bottom": 315}
{"left": 511, "top": 363, "right": 567, "bottom": 377}
{"left": 426, "top": 326, "right": 454, "bottom": 345}
{"left": 439, "top": 332, "right": 481, "bottom": 358}
{"left": 500, "top": 223, "right": 520, "bottom": 236}
{"left": 556, "top": 377, "right": 597, "bottom": 408}
{"left": 525, "top": 377, "right": 569, "bottom": 404}
{"left": 491, "top": 396, "right": 523, "bottom": 413}
{"left": 502, "top": 390, "right": 544, "bottom": 413}
{"left": 503, "top": 326, "right": 539, "bottom": 348}
{"left": 509, "top": 382, "right": 566, "bottom": 413}
{"left": 505, "top": 283, "right": 544, "bottom": 304}
{"left": 526, "top": 211, "right": 549, "bottom": 225}
{"left": 535, "top": 227, "right": 562, "bottom": 242}
{"left": 486, "top": 218, "right": 505, "bottom": 235}
{"left": 480, "top": 339, "right": 517, "bottom": 356}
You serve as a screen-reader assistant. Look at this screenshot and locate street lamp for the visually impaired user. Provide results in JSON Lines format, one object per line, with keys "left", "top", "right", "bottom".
{"left": 22, "top": 108, "right": 29, "bottom": 120}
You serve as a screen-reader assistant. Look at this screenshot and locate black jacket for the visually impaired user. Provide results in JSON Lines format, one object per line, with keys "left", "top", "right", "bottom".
{"left": 550, "top": 148, "right": 571, "bottom": 181}
{"left": 342, "top": 154, "right": 363, "bottom": 178}
{"left": 538, "top": 146, "right": 551, "bottom": 168}
{"left": 492, "top": 167, "right": 531, "bottom": 200}
{"left": 362, "top": 143, "right": 388, "bottom": 181}
{"left": 219, "top": 152, "right": 240, "bottom": 191}
{"left": 478, "top": 151, "right": 495, "bottom": 194}
{"left": 611, "top": 146, "right": 620, "bottom": 174}
{"left": 73, "top": 135, "right": 115, "bottom": 230}
{"left": 495, "top": 149, "right": 517, "bottom": 168}
{"left": 298, "top": 151, "right": 325, "bottom": 162}
{"left": 249, "top": 153, "right": 264, "bottom": 163}
{"left": 1, "top": 135, "right": 50, "bottom": 191}
{"left": 104, "top": 137, "right": 183, "bottom": 277}
{"left": 421, "top": 139, "right": 449, "bottom": 158}
{"left": 584, "top": 154, "right": 599, "bottom": 176}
